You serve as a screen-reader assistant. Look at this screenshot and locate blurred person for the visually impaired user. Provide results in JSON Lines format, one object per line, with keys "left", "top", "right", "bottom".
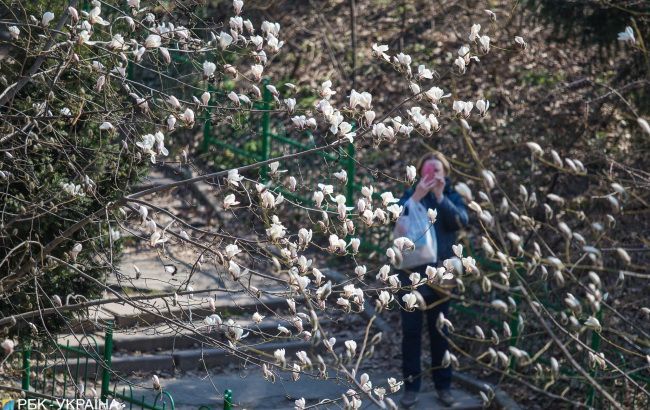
{"left": 393, "top": 152, "right": 468, "bottom": 408}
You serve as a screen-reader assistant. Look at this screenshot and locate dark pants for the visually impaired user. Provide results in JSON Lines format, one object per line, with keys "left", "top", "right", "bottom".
{"left": 399, "top": 266, "right": 452, "bottom": 392}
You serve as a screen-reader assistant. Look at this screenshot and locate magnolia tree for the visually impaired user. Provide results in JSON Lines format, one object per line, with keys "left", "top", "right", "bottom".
{"left": 1, "top": 1, "right": 649, "bottom": 409}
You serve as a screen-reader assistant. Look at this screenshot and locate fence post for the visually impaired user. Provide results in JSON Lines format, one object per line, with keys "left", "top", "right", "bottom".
{"left": 260, "top": 80, "right": 272, "bottom": 182}
{"left": 223, "top": 389, "right": 233, "bottom": 410}
{"left": 101, "top": 320, "right": 114, "bottom": 401}
{"left": 21, "top": 342, "right": 31, "bottom": 391}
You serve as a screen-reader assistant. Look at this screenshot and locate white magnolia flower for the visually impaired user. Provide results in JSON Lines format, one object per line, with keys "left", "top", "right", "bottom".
{"left": 219, "top": 31, "right": 233, "bottom": 49}
{"left": 144, "top": 34, "right": 162, "bottom": 48}
{"left": 526, "top": 142, "right": 543, "bottom": 156}
{"left": 469, "top": 24, "right": 481, "bottom": 42}
{"left": 417, "top": 64, "right": 434, "bottom": 79}
{"left": 281, "top": 98, "right": 296, "bottom": 114}
{"left": 387, "top": 204, "right": 403, "bottom": 220}
{"left": 476, "top": 99, "right": 489, "bottom": 116}
{"left": 298, "top": 228, "right": 312, "bottom": 248}
{"left": 223, "top": 194, "right": 240, "bottom": 209}
{"left": 329, "top": 234, "right": 347, "bottom": 253}
{"left": 454, "top": 57, "right": 466, "bottom": 74}
{"left": 200, "top": 91, "right": 211, "bottom": 106}
{"left": 424, "top": 87, "right": 449, "bottom": 104}
{"left": 333, "top": 170, "right": 347, "bottom": 184}
{"left": 78, "top": 30, "right": 91, "bottom": 45}
{"left": 402, "top": 293, "right": 418, "bottom": 310}
{"left": 252, "top": 312, "right": 264, "bottom": 324}
{"left": 371, "top": 43, "right": 390, "bottom": 61}
{"left": 165, "top": 115, "right": 176, "bottom": 131}
{"left": 349, "top": 90, "right": 372, "bottom": 110}
{"left": 250, "top": 64, "right": 264, "bottom": 82}
{"left": 617, "top": 26, "right": 635, "bottom": 44}
{"left": 296, "top": 351, "right": 311, "bottom": 367}
{"left": 98, "top": 122, "right": 114, "bottom": 131}
{"left": 87, "top": 2, "right": 110, "bottom": 26}
{"left": 224, "top": 244, "right": 241, "bottom": 259}
{"left": 388, "top": 378, "right": 403, "bottom": 393}
{"left": 8, "top": 26, "right": 19, "bottom": 40}
{"left": 348, "top": 238, "right": 361, "bottom": 253}
{"left": 452, "top": 100, "right": 474, "bottom": 117}
{"left": 228, "top": 260, "right": 242, "bottom": 280}
{"left": 406, "top": 165, "right": 417, "bottom": 183}
{"left": 454, "top": 182, "right": 473, "bottom": 200}
{"left": 313, "top": 191, "right": 324, "bottom": 208}
{"left": 491, "top": 299, "right": 509, "bottom": 313}
{"left": 409, "top": 272, "right": 422, "bottom": 287}
{"left": 274, "top": 348, "right": 286, "bottom": 364}
{"left": 227, "top": 169, "right": 244, "bottom": 186}
{"left": 360, "top": 373, "right": 372, "bottom": 393}
{"left": 181, "top": 108, "right": 194, "bottom": 125}
{"left": 1, "top": 339, "right": 15, "bottom": 355}
{"left": 514, "top": 36, "right": 527, "bottom": 49}
{"left": 320, "top": 80, "right": 337, "bottom": 99}
{"left": 428, "top": 208, "right": 438, "bottom": 224}
{"left": 108, "top": 34, "right": 128, "bottom": 51}
{"left": 354, "top": 265, "right": 367, "bottom": 278}
{"left": 165, "top": 96, "right": 181, "bottom": 111}
{"left": 225, "top": 91, "right": 240, "bottom": 106}
{"left": 344, "top": 340, "right": 357, "bottom": 357}
{"left": 377, "top": 291, "right": 393, "bottom": 308}
{"left": 250, "top": 35, "right": 264, "bottom": 50}
{"left": 479, "top": 35, "right": 490, "bottom": 54}
{"left": 380, "top": 192, "right": 399, "bottom": 206}
{"left": 395, "top": 52, "right": 412, "bottom": 68}
{"left": 203, "top": 61, "right": 217, "bottom": 78}
{"left": 42, "top": 12, "right": 55, "bottom": 27}
{"left": 394, "top": 237, "right": 415, "bottom": 252}
{"left": 364, "top": 110, "right": 376, "bottom": 126}
{"left": 152, "top": 375, "right": 161, "bottom": 391}
{"left": 233, "top": 0, "right": 244, "bottom": 15}
{"left": 70, "top": 243, "right": 82, "bottom": 261}
{"left": 616, "top": 247, "right": 632, "bottom": 265}
{"left": 266, "top": 217, "right": 286, "bottom": 240}
{"left": 229, "top": 16, "right": 243, "bottom": 32}
{"left": 409, "top": 82, "right": 421, "bottom": 95}
{"left": 266, "top": 34, "right": 284, "bottom": 53}
{"left": 149, "top": 230, "right": 169, "bottom": 247}
{"left": 323, "top": 337, "right": 336, "bottom": 351}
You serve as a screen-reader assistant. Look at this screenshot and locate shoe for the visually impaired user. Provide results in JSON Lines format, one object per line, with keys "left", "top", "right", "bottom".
{"left": 437, "top": 389, "right": 455, "bottom": 407}
{"left": 400, "top": 390, "right": 419, "bottom": 408}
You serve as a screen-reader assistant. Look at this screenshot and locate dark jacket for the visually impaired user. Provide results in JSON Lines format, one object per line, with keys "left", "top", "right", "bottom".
{"left": 397, "top": 177, "right": 469, "bottom": 262}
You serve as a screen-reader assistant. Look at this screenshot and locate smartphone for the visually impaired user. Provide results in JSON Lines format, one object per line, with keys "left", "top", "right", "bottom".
{"left": 421, "top": 162, "right": 436, "bottom": 179}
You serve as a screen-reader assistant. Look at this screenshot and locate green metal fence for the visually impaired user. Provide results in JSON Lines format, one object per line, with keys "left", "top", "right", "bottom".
{"left": 18, "top": 320, "right": 237, "bottom": 410}
{"left": 19, "top": 321, "right": 173, "bottom": 410}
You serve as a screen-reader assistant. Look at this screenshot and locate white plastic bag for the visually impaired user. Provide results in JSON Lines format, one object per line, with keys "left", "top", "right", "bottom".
{"left": 393, "top": 198, "right": 438, "bottom": 270}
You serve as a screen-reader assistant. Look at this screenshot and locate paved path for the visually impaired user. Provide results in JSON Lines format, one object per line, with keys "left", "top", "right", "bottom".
{"left": 123, "top": 369, "right": 482, "bottom": 409}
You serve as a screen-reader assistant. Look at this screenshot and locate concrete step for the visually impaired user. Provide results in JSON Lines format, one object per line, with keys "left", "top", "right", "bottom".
{"left": 121, "top": 370, "right": 485, "bottom": 410}
{"left": 110, "top": 340, "right": 312, "bottom": 374}
{"left": 60, "top": 316, "right": 301, "bottom": 355}
{"left": 70, "top": 290, "right": 289, "bottom": 332}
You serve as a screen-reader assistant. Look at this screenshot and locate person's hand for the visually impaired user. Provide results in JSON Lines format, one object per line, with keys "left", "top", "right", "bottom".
{"left": 431, "top": 175, "right": 445, "bottom": 201}
{"left": 411, "top": 175, "right": 437, "bottom": 202}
